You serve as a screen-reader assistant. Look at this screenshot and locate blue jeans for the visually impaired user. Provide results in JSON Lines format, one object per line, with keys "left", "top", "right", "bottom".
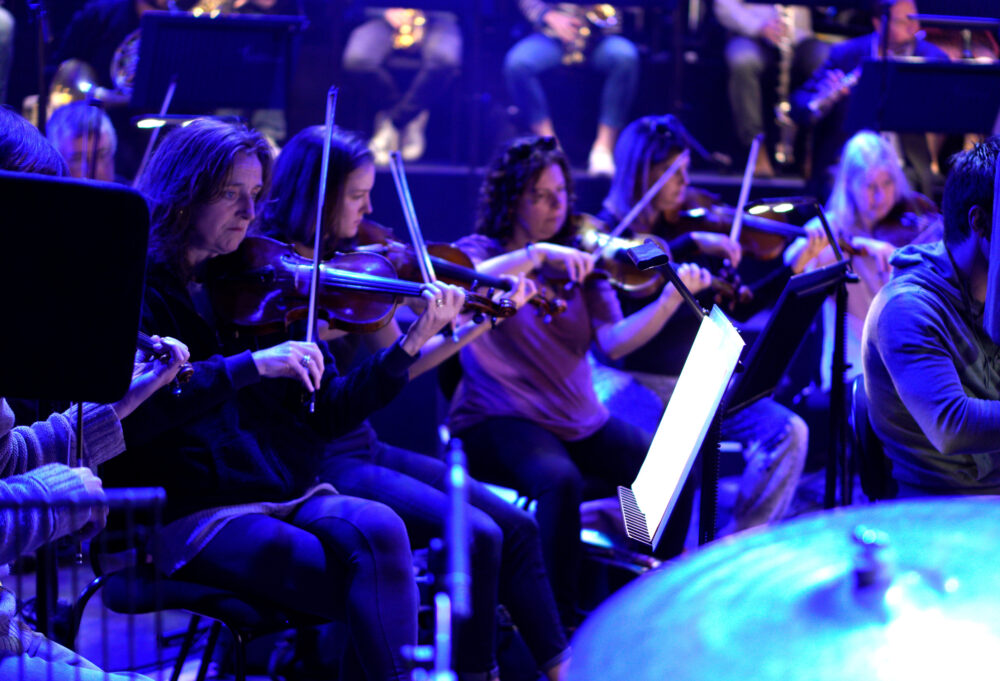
{"left": 456, "top": 415, "right": 654, "bottom": 626}
{"left": 503, "top": 32, "right": 639, "bottom": 130}
{"left": 316, "top": 443, "right": 569, "bottom": 677}
{"left": 175, "top": 495, "right": 418, "bottom": 681}
{"left": 342, "top": 15, "right": 461, "bottom": 127}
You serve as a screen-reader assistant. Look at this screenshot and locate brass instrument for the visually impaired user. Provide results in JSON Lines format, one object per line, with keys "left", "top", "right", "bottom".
{"left": 542, "top": 4, "right": 620, "bottom": 66}
{"left": 773, "top": 5, "right": 796, "bottom": 166}
{"left": 388, "top": 9, "right": 427, "bottom": 50}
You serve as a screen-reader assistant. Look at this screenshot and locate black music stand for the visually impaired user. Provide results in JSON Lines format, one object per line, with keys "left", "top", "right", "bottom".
{"left": 0, "top": 171, "right": 149, "bottom": 404}
{"left": 846, "top": 59, "right": 1000, "bottom": 134}
{"left": 131, "top": 11, "right": 306, "bottom": 112}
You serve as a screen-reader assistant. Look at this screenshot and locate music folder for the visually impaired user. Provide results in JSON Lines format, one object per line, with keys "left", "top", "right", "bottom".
{"left": 618, "top": 306, "right": 744, "bottom": 550}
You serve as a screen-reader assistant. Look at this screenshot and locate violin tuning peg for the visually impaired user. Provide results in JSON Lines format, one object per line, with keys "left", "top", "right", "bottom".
{"left": 472, "top": 312, "right": 486, "bottom": 325}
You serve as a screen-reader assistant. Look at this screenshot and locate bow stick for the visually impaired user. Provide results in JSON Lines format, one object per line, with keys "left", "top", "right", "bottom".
{"left": 729, "top": 133, "right": 763, "bottom": 246}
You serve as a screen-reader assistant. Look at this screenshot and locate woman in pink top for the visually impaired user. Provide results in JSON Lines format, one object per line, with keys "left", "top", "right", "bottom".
{"left": 448, "top": 136, "right": 710, "bottom": 627}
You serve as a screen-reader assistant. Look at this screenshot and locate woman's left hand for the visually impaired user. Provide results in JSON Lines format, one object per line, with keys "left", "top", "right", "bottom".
{"left": 787, "top": 224, "right": 830, "bottom": 274}
{"left": 401, "top": 282, "right": 466, "bottom": 355}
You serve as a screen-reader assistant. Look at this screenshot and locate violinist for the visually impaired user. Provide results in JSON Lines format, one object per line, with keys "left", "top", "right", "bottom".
{"left": 795, "top": 130, "right": 942, "bottom": 390}
{"left": 446, "top": 135, "right": 713, "bottom": 629}
{"left": 0, "top": 104, "right": 191, "bottom": 681}
{"left": 597, "top": 114, "right": 827, "bottom": 534}
{"left": 255, "top": 125, "right": 571, "bottom": 681}
{"left": 104, "top": 118, "right": 422, "bottom": 681}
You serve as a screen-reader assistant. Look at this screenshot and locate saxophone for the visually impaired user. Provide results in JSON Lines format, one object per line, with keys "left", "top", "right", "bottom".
{"left": 542, "top": 4, "right": 619, "bottom": 66}
{"left": 773, "top": 5, "right": 796, "bottom": 166}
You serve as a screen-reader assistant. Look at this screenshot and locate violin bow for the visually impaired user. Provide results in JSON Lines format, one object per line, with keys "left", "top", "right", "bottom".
{"left": 590, "top": 149, "right": 691, "bottom": 265}
{"left": 132, "top": 76, "right": 178, "bottom": 188}
{"left": 303, "top": 85, "right": 338, "bottom": 412}
{"left": 729, "top": 133, "right": 763, "bottom": 246}
{"left": 388, "top": 151, "right": 459, "bottom": 338}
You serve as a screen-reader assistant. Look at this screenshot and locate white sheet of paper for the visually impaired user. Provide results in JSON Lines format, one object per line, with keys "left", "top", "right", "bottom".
{"left": 631, "top": 305, "right": 745, "bottom": 547}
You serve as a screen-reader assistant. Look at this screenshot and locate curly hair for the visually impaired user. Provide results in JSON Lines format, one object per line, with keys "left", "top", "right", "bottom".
{"left": 602, "top": 115, "right": 689, "bottom": 224}
{"left": 255, "top": 125, "right": 372, "bottom": 249}
{"left": 476, "top": 136, "right": 576, "bottom": 245}
{"left": 136, "top": 118, "right": 273, "bottom": 279}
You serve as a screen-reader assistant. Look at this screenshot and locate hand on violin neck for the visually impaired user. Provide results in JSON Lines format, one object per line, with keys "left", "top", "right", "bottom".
{"left": 664, "top": 263, "right": 714, "bottom": 300}
{"left": 785, "top": 223, "right": 831, "bottom": 274}
{"left": 401, "top": 282, "right": 467, "bottom": 356}
{"left": 252, "top": 340, "right": 324, "bottom": 393}
{"left": 689, "top": 231, "right": 743, "bottom": 268}
{"left": 533, "top": 242, "right": 594, "bottom": 283}
{"left": 114, "top": 335, "right": 192, "bottom": 420}
{"left": 497, "top": 273, "right": 539, "bottom": 312}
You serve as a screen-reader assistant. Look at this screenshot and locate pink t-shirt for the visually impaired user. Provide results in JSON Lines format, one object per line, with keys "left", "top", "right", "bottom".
{"left": 447, "top": 235, "right": 623, "bottom": 441}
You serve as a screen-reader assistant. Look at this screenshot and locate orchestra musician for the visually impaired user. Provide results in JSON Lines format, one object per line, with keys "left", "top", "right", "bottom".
{"left": 714, "top": 0, "right": 829, "bottom": 177}
{"left": 0, "top": 105, "right": 191, "bottom": 681}
{"left": 598, "top": 114, "right": 828, "bottom": 533}
{"left": 342, "top": 4, "right": 462, "bottom": 164}
{"left": 253, "top": 124, "right": 571, "bottom": 681}
{"left": 790, "top": 0, "right": 949, "bottom": 200}
{"left": 863, "top": 135, "right": 1000, "bottom": 497}
{"left": 102, "top": 118, "right": 425, "bottom": 681}
{"left": 794, "top": 130, "right": 941, "bottom": 391}
{"left": 504, "top": 2, "right": 640, "bottom": 175}
{"left": 446, "top": 135, "right": 713, "bottom": 628}
{"left": 46, "top": 101, "right": 118, "bottom": 182}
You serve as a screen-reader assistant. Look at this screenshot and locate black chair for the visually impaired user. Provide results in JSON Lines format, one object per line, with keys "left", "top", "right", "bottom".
{"left": 850, "top": 375, "right": 898, "bottom": 501}
{"left": 71, "top": 529, "right": 326, "bottom": 681}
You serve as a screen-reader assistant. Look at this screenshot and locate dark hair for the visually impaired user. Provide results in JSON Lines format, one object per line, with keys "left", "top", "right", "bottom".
{"left": 255, "top": 125, "right": 372, "bottom": 248}
{"left": 942, "top": 135, "right": 1000, "bottom": 246}
{"left": 602, "top": 115, "right": 689, "bottom": 222}
{"left": 136, "top": 118, "right": 272, "bottom": 278}
{"left": 0, "top": 107, "right": 68, "bottom": 176}
{"left": 476, "top": 136, "right": 575, "bottom": 244}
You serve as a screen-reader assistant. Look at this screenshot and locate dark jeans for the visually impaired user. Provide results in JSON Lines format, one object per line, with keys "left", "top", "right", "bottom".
{"left": 175, "top": 495, "right": 417, "bottom": 681}
{"left": 316, "top": 444, "right": 569, "bottom": 677}
{"left": 342, "top": 15, "right": 461, "bottom": 127}
{"left": 456, "top": 415, "right": 659, "bottom": 626}
{"left": 503, "top": 32, "right": 639, "bottom": 130}
{"left": 725, "top": 35, "right": 829, "bottom": 147}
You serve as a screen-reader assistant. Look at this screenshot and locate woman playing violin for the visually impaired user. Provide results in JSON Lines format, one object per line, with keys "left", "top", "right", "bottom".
{"left": 447, "top": 135, "right": 713, "bottom": 628}
{"left": 255, "top": 125, "right": 570, "bottom": 681}
{"left": 795, "top": 130, "right": 942, "bottom": 389}
{"left": 104, "top": 118, "right": 426, "bottom": 681}
{"left": 597, "top": 114, "right": 826, "bottom": 535}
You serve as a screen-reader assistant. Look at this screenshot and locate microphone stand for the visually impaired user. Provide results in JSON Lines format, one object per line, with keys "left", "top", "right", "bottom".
{"left": 408, "top": 428, "right": 471, "bottom": 681}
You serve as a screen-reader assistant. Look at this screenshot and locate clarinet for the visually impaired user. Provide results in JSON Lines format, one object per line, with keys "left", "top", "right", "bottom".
{"left": 773, "top": 5, "right": 797, "bottom": 167}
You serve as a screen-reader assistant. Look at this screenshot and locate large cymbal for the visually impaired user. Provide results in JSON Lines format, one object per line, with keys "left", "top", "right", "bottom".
{"left": 569, "top": 498, "right": 1000, "bottom": 681}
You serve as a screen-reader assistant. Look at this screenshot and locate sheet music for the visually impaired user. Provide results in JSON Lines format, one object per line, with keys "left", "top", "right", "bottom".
{"left": 632, "top": 306, "right": 745, "bottom": 547}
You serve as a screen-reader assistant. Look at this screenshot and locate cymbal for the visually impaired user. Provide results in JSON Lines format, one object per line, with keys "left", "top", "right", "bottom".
{"left": 569, "top": 498, "right": 1000, "bottom": 681}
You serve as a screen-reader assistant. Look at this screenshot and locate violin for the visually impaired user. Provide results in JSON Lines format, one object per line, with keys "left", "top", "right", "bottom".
{"left": 205, "top": 235, "right": 516, "bottom": 335}
{"left": 571, "top": 213, "right": 749, "bottom": 304}
{"left": 676, "top": 203, "right": 808, "bottom": 261}
{"left": 350, "top": 220, "right": 568, "bottom": 319}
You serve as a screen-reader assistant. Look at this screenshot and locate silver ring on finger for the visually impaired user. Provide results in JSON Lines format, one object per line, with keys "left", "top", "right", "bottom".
{"left": 434, "top": 298, "right": 445, "bottom": 308}
{"left": 300, "top": 355, "right": 312, "bottom": 368}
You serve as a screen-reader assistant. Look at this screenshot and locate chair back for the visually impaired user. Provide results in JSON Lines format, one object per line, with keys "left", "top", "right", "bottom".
{"left": 850, "top": 375, "right": 898, "bottom": 500}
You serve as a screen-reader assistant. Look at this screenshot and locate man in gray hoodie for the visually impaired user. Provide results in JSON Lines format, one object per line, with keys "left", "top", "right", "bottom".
{"left": 863, "top": 135, "right": 1000, "bottom": 497}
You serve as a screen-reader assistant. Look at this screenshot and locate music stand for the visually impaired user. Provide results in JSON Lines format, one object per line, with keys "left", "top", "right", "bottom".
{"left": 131, "top": 11, "right": 306, "bottom": 112}
{"left": 0, "top": 170, "right": 149, "bottom": 403}
{"left": 846, "top": 59, "right": 1000, "bottom": 134}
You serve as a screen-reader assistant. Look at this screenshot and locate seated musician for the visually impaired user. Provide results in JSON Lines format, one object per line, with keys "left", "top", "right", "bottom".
{"left": 254, "top": 125, "right": 571, "bottom": 680}
{"left": 504, "top": 2, "right": 640, "bottom": 175}
{"left": 790, "top": 0, "right": 949, "bottom": 200}
{"left": 445, "top": 135, "right": 713, "bottom": 628}
{"left": 793, "top": 130, "right": 941, "bottom": 390}
{"left": 46, "top": 101, "right": 118, "bottom": 182}
{"left": 863, "top": 135, "right": 1000, "bottom": 497}
{"left": 102, "top": 118, "right": 429, "bottom": 681}
{"left": 342, "top": 5, "right": 461, "bottom": 164}
{"left": 0, "top": 105, "right": 190, "bottom": 681}
{"left": 597, "top": 114, "right": 828, "bottom": 532}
